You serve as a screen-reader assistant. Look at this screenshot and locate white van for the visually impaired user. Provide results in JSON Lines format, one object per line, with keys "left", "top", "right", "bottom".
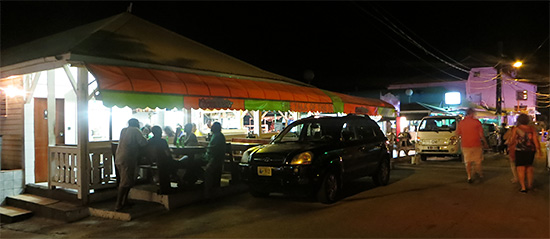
{"left": 415, "top": 115, "right": 462, "bottom": 161}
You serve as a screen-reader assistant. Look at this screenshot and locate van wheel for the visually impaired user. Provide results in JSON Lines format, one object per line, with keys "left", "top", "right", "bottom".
{"left": 420, "top": 154, "right": 428, "bottom": 161}
{"left": 317, "top": 171, "right": 340, "bottom": 204}
{"left": 373, "top": 159, "right": 390, "bottom": 186}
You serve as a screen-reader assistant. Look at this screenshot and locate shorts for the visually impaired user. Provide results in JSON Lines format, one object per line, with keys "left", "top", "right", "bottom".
{"left": 462, "top": 147, "right": 484, "bottom": 164}
{"left": 515, "top": 150, "right": 535, "bottom": 166}
{"left": 116, "top": 164, "right": 136, "bottom": 188}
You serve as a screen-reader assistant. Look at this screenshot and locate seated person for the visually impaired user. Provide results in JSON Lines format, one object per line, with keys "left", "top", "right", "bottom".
{"left": 182, "top": 123, "right": 199, "bottom": 146}
{"left": 163, "top": 126, "right": 176, "bottom": 146}
{"left": 176, "top": 123, "right": 205, "bottom": 187}
{"left": 146, "top": 126, "right": 184, "bottom": 194}
{"left": 398, "top": 128, "right": 412, "bottom": 147}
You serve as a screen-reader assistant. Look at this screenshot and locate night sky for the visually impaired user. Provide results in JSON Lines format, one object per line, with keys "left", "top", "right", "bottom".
{"left": 1, "top": 1, "right": 549, "bottom": 93}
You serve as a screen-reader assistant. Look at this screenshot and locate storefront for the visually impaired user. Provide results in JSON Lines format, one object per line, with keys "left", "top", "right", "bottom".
{"left": 0, "top": 12, "right": 396, "bottom": 203}
{"left": 86, "top": 64, "right": 395, "bottom": 141}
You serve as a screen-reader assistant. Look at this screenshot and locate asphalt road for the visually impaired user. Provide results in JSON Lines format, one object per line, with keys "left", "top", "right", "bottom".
{"left": 2, "top": 152, "right": 549, "bottom": 238}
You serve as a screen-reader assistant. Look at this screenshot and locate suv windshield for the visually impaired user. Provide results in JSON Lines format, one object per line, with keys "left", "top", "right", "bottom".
{"left": 274, "top": 121, "right": 340, "bottom": 143}
{"left": 418, "top": 117, "right": 457, "bottom": 132}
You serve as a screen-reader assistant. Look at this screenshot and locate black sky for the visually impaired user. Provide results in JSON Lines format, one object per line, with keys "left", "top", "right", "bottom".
{"left": 1, "top": 1, "right": 549, "bottom": 93}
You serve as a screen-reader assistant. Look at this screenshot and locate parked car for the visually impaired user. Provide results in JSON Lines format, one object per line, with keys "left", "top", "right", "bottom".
{"left": 239, "top": 115, "right": 391, "bottom": 204}
{"left": 415, "top": 115, "right": 462, "bottom": 161}
{"left": 482, "top": 123, "right": 500, "bottom": 152}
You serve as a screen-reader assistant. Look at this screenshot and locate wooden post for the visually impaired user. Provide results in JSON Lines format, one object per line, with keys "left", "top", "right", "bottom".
{"left": 47, "top": 70, "right": 56, "bottom": 146}
{"left": 184, "top": 108, "right": 191, "bottom": 125}
{"left": 253, "top": 110, "right": 261, "bottom": 138}
{"left": 46, "top": 70, "right": 55, "bottom": 189}
{"left": 77, "top": 67, "right": 89, "bottom": 204}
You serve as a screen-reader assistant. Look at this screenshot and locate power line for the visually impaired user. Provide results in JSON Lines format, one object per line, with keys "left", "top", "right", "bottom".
{"left": 351, "top": 1, "right": 470, "bottom": 74}
{"left": 380, "top": 8, "right": 470, "bottom": 70}
{"left": 525, "top": 36, "right": 549, "bottom": 62}
{"left": 348, "top": 2, "right": 466, "bottom": 80}
{"left": 370, "top": 3, "right": 471, "bottom": 73}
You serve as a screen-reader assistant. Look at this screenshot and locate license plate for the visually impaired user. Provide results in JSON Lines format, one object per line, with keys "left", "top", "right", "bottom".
{"left": 257, "top": 166, "right": 272, "bottom": 176}
{"left": 427, "top": 146, "right": 439, "bottom": 150}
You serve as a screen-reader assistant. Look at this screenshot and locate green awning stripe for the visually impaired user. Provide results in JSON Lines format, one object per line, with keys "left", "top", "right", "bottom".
{"left": 100, "top": 90, "right": 184, "bottom": 109}
{"left": 321, "top": 90, "right": 343, "bottom": 112}
{"left": 244, "top": 99, "right": 290, "bottom": 111}
{"left": 378, "top": 106, "right": 397, "bottom": 117}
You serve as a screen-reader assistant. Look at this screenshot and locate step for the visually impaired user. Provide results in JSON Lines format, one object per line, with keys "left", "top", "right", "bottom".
{"left": 24, "top": 183, "right": 80, "bottom": 204}
{"left": 6, "top": 194, "right": 89, "bottom": 222}
{"left": 26, "top": 183, "right": 119, "bottom": 204}
{"left": 0, "top": 206, "right": 33, "bottom": 223}
{"left": 88, "top": 199, "right": 166, "bottom": 222}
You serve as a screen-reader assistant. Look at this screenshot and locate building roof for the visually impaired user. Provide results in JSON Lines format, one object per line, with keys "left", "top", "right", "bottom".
{"left": 0, "top": 12, "right": 396, "bottom": 116}
{"left": 0, "top": 12, "right": 306, "bottom": 86}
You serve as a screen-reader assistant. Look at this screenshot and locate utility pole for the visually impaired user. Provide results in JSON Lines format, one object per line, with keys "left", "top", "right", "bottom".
{"left": 495, "top": 42, "right": 503, "bottom": 121}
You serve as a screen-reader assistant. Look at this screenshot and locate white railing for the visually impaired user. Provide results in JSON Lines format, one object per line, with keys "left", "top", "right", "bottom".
{"left": 49, "top": 146, "right": 80, "bottom": 190}
{"left": 49, "top": 143, "right": 117, "bottom": 199}
{"left": 88, "top": 145, "right": 116, "bottom": 190}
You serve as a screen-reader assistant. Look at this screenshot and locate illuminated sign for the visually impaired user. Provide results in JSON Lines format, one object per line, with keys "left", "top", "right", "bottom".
{"left": 199, "top": 98, "right": 234, "bottom": 109}
{"left": 445, "top": 92, "right": 461, "bottom": 105}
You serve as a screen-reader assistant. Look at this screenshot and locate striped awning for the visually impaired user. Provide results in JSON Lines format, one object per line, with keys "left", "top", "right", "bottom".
{"left": 87, "top": 64, "right": 395, "bottom": 117}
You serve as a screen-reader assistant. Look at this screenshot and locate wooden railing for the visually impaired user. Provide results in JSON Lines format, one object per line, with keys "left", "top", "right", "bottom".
{"left": 88, "top": 145, "right": 116, "bottom": 190}
{"left": 49, "top": 143, "right": 117, "bottom": 199}
{"left": 49, "top": 146, "right": 80, "bottom": 190}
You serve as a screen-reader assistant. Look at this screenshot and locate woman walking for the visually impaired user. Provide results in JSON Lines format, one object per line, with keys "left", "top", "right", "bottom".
{"left": 508, "top": 114, "right": 541, "bottom": 193}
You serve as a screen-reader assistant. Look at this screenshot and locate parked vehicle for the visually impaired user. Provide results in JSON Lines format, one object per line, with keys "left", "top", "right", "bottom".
{"left": 482, "top": 123, "right": 499, "bottom": 152}
{"left": 239, "top": 115, "right": 391, "bottom": 204}
{"left": 415, "top": 115, "right": 462, "bottom": 161}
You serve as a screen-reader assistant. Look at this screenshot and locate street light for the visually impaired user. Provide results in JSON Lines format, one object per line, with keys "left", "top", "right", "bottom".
{"left": 496, "top": 60, "right": 521, "bottom": 119}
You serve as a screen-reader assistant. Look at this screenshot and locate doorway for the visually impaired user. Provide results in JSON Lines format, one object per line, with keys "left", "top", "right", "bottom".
{"left": 34, "top": 98, "right": 65, "bottom": 182}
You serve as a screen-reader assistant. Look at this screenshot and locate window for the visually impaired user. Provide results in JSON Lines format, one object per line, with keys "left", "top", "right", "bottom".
{"left": 469, "top": 93, "right": 482, "bottom": 104}
{"left": 516, "top": 90, "right": 528, "bottom": 101}
{"left": 341, "top": 122, "right": 358, "bottom": 141}
{"left": 0, "top": 90, "right": 6, "bottom": 117}
{"left": 418, "top": 118, "right": 457, "bottom": 132}
{"left": 356, "top": 121, "right": 376, "bottom": 141}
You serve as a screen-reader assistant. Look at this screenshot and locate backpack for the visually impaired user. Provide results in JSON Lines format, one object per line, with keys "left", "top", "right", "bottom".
{"left": 514, "top": 127, "right": 536, "bottom": 152}
{"left": 503, "top": 127, "right": 513, "bottom": 145}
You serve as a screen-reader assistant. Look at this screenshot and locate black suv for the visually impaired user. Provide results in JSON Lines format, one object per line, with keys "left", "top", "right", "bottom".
{"left": 239, "top": 115, "right": 391, "bottom": 204}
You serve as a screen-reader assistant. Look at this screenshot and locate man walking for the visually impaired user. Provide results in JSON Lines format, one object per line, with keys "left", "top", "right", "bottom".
{"left": 457, "top": 108, "right": 488, "bottom": 183}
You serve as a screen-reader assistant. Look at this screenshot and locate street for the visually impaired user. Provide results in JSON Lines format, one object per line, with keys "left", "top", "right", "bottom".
{"left": 2, "top": 152, "right": 549, "bottom": 238}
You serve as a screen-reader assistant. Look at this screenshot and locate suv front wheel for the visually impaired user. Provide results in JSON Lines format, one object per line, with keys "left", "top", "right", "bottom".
{"left": 317, "top": 171, "right": 340, "bottom": 204}
{"left": 372, "top": 159, "right": 390, "bottom": 186}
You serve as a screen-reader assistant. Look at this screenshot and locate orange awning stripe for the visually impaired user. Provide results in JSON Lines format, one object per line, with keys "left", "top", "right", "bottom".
{"left": 88, "top": 64, "right": 333, "bottom": 104}
{"left": 325, "top": 91, "right": 396, "bottom": 115}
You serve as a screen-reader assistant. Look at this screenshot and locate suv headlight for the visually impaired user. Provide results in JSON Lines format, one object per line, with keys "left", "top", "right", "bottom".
{"left": 240, "top": 150, "right": 251, "bottom": 163}
{"left": 449, "top": 136, "right": 459, "bottom": 145}
{"left": 290, "top": 151, "right": 313, "bottom": 165}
